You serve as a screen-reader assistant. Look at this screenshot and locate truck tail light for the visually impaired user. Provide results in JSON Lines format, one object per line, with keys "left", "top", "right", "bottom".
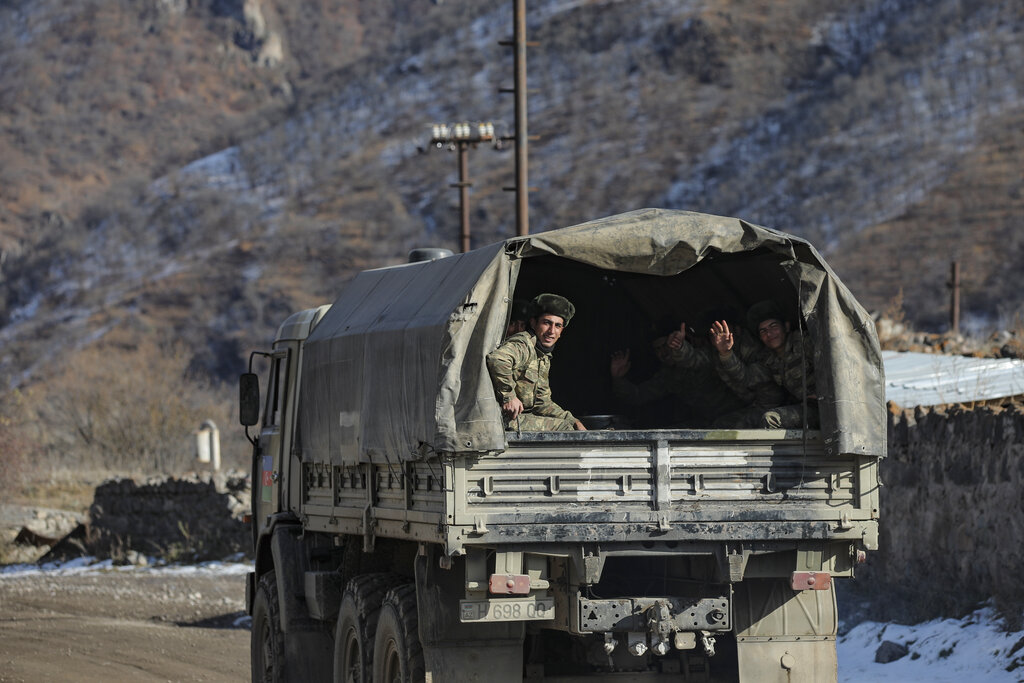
{"left": 791, "top": 571, "right": 832, "bottom": 591}
{"left": 489, "top": 573, "right": 531, "bottom": 595}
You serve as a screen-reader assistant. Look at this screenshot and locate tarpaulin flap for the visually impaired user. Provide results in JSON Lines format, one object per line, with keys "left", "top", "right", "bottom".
{"left": 297, "top": 209, "right": 885, "bottom": 464}
{"left": 299, "top": 242, "right": 511, "bottom": 466}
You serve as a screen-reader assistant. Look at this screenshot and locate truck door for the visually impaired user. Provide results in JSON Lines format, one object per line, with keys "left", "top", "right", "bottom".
{"left": 255, "top": 350, "right": 289, "bottom": 527}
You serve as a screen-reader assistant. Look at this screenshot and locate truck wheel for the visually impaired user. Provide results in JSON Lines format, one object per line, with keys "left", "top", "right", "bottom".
{"left": 372, "top": 584, "right": 425, "bottom": 683}
{"left": 334, "top": 594, "right": 366, "bottom": 683}
{"left": 252, "top": 571, "right": 285, "bottom": 683}
{"left": 333, "top": 574, "right": 403, "bottom": 683}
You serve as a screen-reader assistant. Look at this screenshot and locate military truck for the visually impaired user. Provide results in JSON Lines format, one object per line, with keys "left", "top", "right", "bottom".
{"left": 239, "top": 208, "right": 884, "bottom": 682}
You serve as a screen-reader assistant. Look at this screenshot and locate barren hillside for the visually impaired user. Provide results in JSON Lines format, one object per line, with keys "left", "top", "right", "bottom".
{"left": 0, "top": 0, "right": 1021, "bottom": 392}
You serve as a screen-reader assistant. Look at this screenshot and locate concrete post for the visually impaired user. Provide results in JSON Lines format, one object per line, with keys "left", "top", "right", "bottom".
{"left": 195, "top": 420, "right": 221, "bottom": 471}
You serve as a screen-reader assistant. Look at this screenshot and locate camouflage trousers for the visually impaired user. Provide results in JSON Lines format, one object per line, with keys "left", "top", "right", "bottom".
{"left": 760, "top": 403, "right": 820, "bottom": 429}
{"left": 505, "top": 412, "right": 577, "bottom": 432}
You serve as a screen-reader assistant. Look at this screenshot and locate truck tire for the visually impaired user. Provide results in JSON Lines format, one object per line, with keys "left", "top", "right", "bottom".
{"left": 252, "top": 571, "right": 285, "bottom": 683}
{"left": 333, "top": 574, "right": 403, "bottom": 683}
{"left": 372, "top": 584, "right": 425, "bottom": 683}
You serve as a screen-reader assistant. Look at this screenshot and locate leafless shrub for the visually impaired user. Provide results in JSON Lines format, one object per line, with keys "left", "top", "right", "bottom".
{"left": 1000, "top": 307, "right": 1024, "bottom": 337}
{"left": 998, "top": 309, "right": 1024, "bottom": 359}
{"left": 876, "top": 288, "right": 909, "bottom": 346}
{"left": 35, "top": 339, "right": 230, "bottom": 474}
{"left": 0, "top": 387, "right": 37, "bottom": 500}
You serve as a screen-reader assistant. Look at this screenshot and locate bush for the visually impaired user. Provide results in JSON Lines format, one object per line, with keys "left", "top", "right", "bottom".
{"left": 0, "top": 388, "right": 35, "bottom": 501}
{"left": 36, "top": 339, "right": 232, "bottom": 474}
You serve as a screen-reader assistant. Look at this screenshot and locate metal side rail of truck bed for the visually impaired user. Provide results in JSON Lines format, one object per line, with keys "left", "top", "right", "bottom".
{"left": 297, "top": 428, "right": 879, "bottom": 559}
{"left": 450, "top": 428, "right": 879, "bottom": 552}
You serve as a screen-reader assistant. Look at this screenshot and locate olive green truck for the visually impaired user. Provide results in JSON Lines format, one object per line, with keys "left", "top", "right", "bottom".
{"left": 239, "top": 209, "right": 884, "bottom": 682}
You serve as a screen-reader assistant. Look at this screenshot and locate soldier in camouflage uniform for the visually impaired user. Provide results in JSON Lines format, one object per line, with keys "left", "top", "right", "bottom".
{"left": 710, "top": 300, "right": 819, "bottom": 429}
{"left": 486, "top": 294, "right": 586, "bottom": 432}
{"left": 610, "top": 315, "right": 768, "bottom": 428}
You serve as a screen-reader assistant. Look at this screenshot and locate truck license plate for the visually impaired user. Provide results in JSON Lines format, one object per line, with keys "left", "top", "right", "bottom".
{"left": 460, "top": 597, "right": 555, "bottom": 622}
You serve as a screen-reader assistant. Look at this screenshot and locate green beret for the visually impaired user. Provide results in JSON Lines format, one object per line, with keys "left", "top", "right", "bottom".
{"left": 746, "top": 300, "right": 784, "bottom": 333}
{"left": 531, "top": 293, "right": 575, "bottom": 326}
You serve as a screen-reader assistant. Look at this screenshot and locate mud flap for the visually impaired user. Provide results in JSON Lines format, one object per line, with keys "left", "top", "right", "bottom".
{"left": 733, "top": 578, "right": 838, "bottom": 683}
{"left": 415, "top": 550, "right": 525, "bottom": 682}
{"left": 270, "top": 524, "right": 333, "bottom": 682}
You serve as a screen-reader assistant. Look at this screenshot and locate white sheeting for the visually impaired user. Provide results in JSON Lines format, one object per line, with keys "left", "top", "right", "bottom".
{"left": 882, "top": 351, "right": 1024, "bottom": 407}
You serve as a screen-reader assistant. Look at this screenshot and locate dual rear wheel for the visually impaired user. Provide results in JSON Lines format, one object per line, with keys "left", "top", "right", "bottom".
{"left": 372, "top": 585, "right": 424, "bottom": 683}
{"left": 333, "top": 576, "right": 424, "bottom": 683}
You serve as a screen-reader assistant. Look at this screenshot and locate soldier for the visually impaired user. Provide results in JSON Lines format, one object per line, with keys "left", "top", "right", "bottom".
{"left": 504, "top": 298, "right": 531, "bottom": 338}
{"left": 610, "top": 311, "right": 770, "bottom": 428}
{"left": 609, "top": 334, "right": 689, "bottom": 427}
{"left": 486, "top": 293, "right": 586, "bottom": 431}
{"left": 710, "top": 300, "right": 818, "bottom": 429}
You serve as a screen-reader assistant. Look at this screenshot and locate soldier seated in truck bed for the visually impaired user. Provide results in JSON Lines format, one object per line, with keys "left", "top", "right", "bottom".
{"left": 487, "top": 293, "right": 587, "bottom": 431}
{"left": 609, "top": 309, "right": 784, "bottom": 429}
{"left": 711, "top": 299, "right": 819, "bottom": 429}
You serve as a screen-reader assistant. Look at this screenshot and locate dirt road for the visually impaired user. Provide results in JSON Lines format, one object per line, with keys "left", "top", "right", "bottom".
{"left": 0, "top": 562, "right": 251, "bottom": 682}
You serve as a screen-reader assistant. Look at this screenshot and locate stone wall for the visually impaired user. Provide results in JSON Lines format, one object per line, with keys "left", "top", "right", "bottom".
{"left": 46, "top": 471, "right": 251, "bottom": 563}
{"left": 850, "top": 403, "right": 1024, "bottom": 622}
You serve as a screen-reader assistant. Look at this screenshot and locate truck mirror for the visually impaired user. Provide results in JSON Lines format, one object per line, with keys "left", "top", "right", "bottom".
{"left": 239, "top": 373, "right": 261, "bottom": 426}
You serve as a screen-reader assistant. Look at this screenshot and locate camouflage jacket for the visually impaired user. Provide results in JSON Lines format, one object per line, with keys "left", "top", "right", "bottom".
{"left": 485, "top": 330, "right": 575, "bottom": 422}
{"left": 611, "top": 364, "right": 688, "bottom": 407}
{"left": 616, "top": 341, "right": 750, "bottom": 425}
{"left": 717, "top": 329, "right": 815, "bottom": 406}
{"left": 664, "top": 332, "right": 759, "bottom": 404}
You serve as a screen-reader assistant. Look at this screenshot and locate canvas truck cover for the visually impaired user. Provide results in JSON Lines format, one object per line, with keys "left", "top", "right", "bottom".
{"left": 298, "top": 208, "right": 886, "bottom": 467}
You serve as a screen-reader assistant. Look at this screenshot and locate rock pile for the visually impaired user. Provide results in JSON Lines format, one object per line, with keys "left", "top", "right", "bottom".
{"left": 40, "top": 471, "right": 251, "bottom": 564}
{"left": 876, "top": 316, "right": 1024, "bottom": 359}
{"left": 0, "top": 506, "right": 85, "bottom": 564}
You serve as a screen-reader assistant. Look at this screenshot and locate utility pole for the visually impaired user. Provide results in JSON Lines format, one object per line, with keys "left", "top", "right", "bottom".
{"left": 512, "top": 0, "right": 529, "bottom": 236}
{"left": 456, "top": 141, "right": 471, "bottom": 253}
{"left": 426, "top": 0, "right": 535, "bottom": 243}
{"left": 428, "top": 122, "right": 499, "bottom": 252}
{"left": 500, "top": 0, "right": 535, "bottom": 236}
{"left": 948, "top": 260, "right": 961, "bottom": 334}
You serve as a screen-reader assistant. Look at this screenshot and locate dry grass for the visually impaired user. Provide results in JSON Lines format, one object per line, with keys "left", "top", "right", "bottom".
{"left": 1, "top": 336, "right": 246, "bottom": 510}
{"left": 6, "top": 477, "right": 99, "bottom": 514}
{"left": 0, "top": 389, "right": 34, "bottom": 504}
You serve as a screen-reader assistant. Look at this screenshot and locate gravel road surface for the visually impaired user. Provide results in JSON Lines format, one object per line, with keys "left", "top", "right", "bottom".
{"left": 0, "top": 561, "right": 251, "bottom": 682}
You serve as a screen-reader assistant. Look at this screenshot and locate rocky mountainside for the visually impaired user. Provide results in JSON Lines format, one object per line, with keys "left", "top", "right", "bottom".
{"left": 0, "top": 0, "right": 1021, "bottom": 390}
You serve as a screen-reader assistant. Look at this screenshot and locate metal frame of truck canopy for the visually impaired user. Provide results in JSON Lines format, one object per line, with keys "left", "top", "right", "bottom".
{"left": 297, "top": 208, "right": 885, "bottom": 469}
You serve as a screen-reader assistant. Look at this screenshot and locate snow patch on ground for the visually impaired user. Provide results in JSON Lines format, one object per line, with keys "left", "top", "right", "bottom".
{"left": 0, "top": 554, "right": 252, "bottom": 577}
{"left": 838, "top": 604, "right": 1024, "bottom": 682}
